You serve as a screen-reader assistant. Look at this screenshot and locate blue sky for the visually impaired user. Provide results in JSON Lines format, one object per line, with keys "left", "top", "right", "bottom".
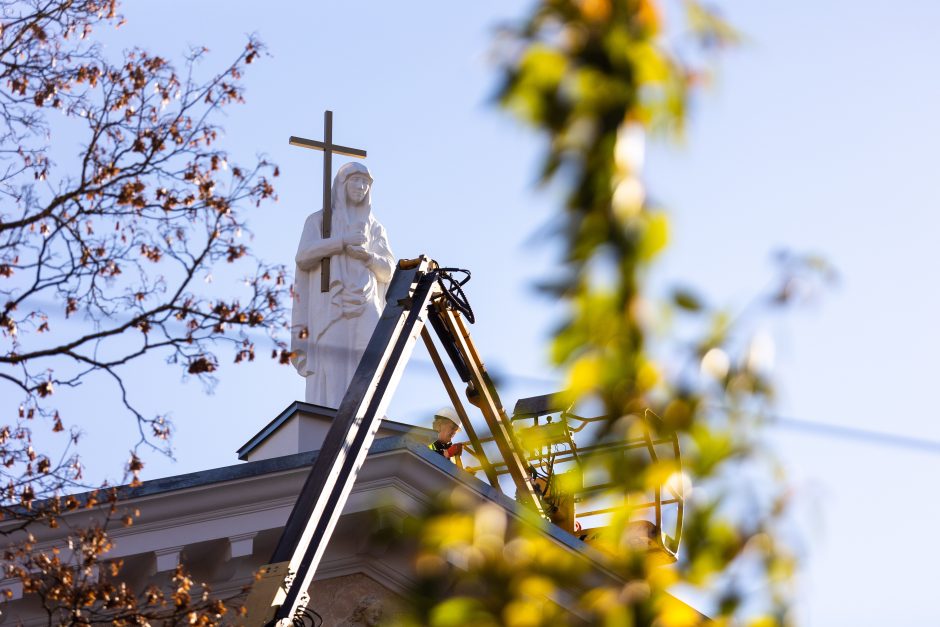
{"left": 41, "top": 1, "right": 940, "bottom": 624}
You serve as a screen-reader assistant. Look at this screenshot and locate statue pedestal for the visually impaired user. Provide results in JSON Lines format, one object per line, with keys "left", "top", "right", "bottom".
{"left": 237, "top": 401, "right": 432, "bottom": 462}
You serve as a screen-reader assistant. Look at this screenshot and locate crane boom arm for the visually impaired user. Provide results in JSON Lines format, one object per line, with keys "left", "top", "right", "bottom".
{"left": 243, "top": 257, "right": 542, "bottom": 626}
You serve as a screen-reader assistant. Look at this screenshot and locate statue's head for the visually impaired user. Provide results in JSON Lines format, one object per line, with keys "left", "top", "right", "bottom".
{"left": 333, "top": 162, "right": 373, "bottom": 210}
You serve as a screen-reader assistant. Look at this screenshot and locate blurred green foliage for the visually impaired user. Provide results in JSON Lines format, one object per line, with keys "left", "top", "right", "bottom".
{"left": 397, "top": 1, "right": 834, "bottom": 625}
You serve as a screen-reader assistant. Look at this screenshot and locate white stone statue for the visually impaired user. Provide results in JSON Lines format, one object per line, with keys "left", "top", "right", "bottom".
{"left": 291, "top": 162, "right": 395, "bottom": 408}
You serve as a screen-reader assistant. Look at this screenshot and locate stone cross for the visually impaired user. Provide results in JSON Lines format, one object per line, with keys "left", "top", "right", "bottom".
{"left": 289, "top": 110, "right": 367, "bottom": 292}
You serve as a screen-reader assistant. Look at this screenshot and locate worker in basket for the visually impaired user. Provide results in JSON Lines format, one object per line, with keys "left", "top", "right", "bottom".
{"left": 429, "top": 407, "right": 463, "bottom": 466}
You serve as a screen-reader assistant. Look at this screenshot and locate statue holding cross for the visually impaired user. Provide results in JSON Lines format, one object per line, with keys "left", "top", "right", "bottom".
{"left": 289, "top": 111, "right": 395, "bottom": 409}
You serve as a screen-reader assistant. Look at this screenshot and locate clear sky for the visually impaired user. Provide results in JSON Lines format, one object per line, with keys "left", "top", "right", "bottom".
{"left": 42, "top": 1, "right": 940, "bottom": 624}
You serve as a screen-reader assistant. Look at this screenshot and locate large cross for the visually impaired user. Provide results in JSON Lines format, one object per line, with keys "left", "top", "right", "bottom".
{"left": 289, "top": 110, "right": 367, "bottom": 292}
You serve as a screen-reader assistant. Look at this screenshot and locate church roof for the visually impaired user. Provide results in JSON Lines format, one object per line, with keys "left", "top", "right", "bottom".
{"left": 122, "top": 433, "right": 587, "bottom": 555}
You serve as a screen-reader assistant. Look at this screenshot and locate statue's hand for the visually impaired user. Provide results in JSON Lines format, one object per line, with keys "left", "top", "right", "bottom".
{"left": 346, "top": 245, "right": 371, "bottom": 261}
{"left": 291, "top": 349, "right": 307, "bottom": 373}
{"left": 343, "top": 226, "right": 368, "bottom": 247}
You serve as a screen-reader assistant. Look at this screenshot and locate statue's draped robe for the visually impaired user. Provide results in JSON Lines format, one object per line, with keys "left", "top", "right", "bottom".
{"left": 291, "top": 172, "right": 394, "bottom": 408}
